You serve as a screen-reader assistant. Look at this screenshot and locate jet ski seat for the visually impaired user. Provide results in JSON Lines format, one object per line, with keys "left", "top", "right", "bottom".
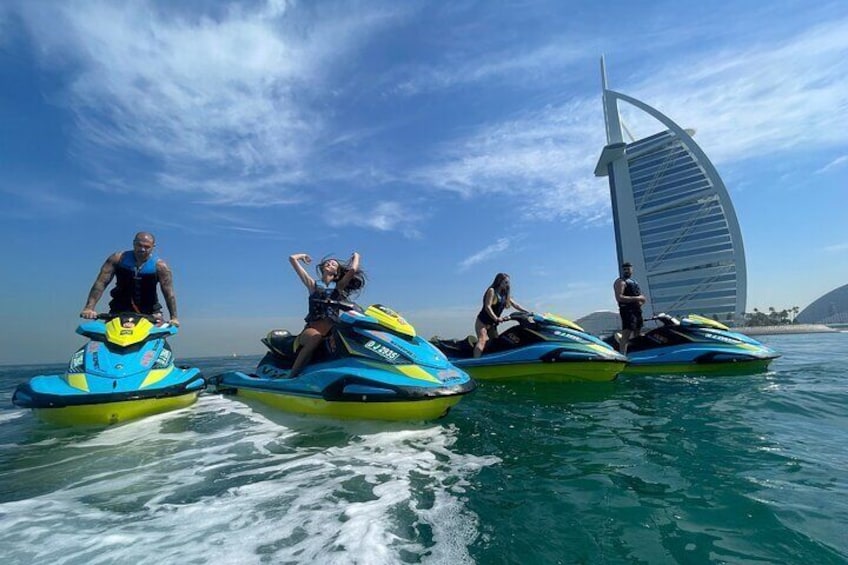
{"left": 263, "top": 330, "right": 295, "bottom": 357}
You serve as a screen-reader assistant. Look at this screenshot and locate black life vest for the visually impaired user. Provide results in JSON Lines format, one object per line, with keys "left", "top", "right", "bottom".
{"left": 304, "top": 280, "right": 347, "bottom": 323}
{"left": 618, "top": 277, "right": 642, "bottom": 311}
{"left": 109, "top": 251, "right": 162, "bottom": 315}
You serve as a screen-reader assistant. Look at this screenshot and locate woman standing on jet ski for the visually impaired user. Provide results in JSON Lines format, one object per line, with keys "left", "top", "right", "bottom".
{"left": 473, "top": 273, "right": 529, "bottom": 358}
{"left": 288, "top": 252, "right": 365, "bottom": 377}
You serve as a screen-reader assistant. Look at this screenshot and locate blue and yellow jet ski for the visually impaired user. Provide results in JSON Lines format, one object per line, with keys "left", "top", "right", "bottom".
{"left": 212, "top": 303, "right": 476, "bottom": 421}
{"left": 430, "top": 312, "right": 627, "bottom": 383}
{"left": 12, "top": 313, "right": 205, "bottom": 426}
{"left": 605, "top": 313, "right": 780, "bottom": 375}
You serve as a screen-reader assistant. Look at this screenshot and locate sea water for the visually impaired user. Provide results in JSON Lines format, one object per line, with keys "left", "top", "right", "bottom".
{"left": 0, "top": 333, "right": 846, "bottom": 564}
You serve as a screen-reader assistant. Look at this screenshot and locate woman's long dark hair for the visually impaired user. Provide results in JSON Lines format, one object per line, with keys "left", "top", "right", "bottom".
{"left": 318, "top": 256, "right": 367, "bottom": 298}
{"left": 489, "top": 272, "right": 510, "bottom": 305}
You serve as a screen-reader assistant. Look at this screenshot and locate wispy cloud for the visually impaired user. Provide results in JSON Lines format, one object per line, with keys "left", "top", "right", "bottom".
{"left": 326, "top": 201, "right": 425, "bottom": 238}
{"left": 412, "top": 98, "right": 612, "bottom": 222}
{"left": 148, "top": 207, "right": 289, "bottom": 239}
{"left": 12, "top": 1, "right": 848, "bottom": 234}
{"left": 392, "top": 41, "right": 594, "bottom": 96}
{"left": 0, "top": 184, "right": 86, "bottom": 218}
{"left": 458, "top": 238, "right": 512, "bottom": 271}
{"left": 412, "top": 15, "right": 848, "bottom": 222}
{"left": 14, "top": 1, "right": 403, "bottom": 204}
{"left": 198, "top": 208, "right": 291, "bottom": 239}
{"left": 228, "top": 225, "right": 284, "bottom": 235}
{"left": 816, "top": 155, "right": 848, "bottom": 174}
{"left": 823, "top": 242, "right": 848, "bottom": 253}
{"left": 0, "top": 6, "right": 11, "bottom": 40}
{"left": 620, "top": 18, "right": 848, "bottom": 163}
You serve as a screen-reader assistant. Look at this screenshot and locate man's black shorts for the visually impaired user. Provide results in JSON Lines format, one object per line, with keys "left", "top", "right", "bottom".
{"left": 619, "top": 308, "right": 643, "bottom": 331}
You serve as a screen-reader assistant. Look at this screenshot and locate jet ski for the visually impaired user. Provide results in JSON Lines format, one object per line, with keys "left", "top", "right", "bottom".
{"left": 12, "top": 313, "right": 205, "bottom": 426}
{"left": 430, "top": 312, "right": 627, "bottom": 382}
{"left": 605, "top": 313, "right": 780, "bottom": 375}
{"left": 211, "top": 302, "right": 476, "bottom": 421}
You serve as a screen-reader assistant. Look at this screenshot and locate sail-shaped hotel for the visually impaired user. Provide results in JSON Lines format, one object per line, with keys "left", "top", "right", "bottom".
{"left": 594, "top": 60, "right": 747, "bottom": 323}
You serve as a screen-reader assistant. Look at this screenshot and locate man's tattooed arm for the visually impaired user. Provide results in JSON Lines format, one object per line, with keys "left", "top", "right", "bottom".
{"left": 158, "top": 261, "right": 178, "bottom": 321}
{"left": 81, "top": 254, "right": 118, "bottom": 316}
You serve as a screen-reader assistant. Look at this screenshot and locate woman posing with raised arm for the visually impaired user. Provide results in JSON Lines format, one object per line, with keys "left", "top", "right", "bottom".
{"left": 288, "top": 252, "right": 365, "bottom": 377}
{"left": 473, "top": 272, "right": 529, "bottom": 358}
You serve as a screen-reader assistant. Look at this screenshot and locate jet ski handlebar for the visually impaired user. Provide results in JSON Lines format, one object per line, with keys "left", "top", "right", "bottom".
{"left": 647, "top": 313, "right": 680, "bottom": 326}
{"left": 95, "top": 312, "right": 164, "bottom": 324}
{"left": 311, "top": 298, "right": 364, "bottom": 314}
{"left": 503, "top": 311, "right": 537, "bottom": 323}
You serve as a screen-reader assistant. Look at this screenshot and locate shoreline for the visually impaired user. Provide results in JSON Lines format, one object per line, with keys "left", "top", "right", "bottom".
{"left": 731, "top": 324, "right": 838, "bottom": 336}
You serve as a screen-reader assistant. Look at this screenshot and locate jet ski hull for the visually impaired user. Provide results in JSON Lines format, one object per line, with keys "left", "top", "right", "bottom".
{"left": 13, "top": 368, "right": 206, "bottom": 426}
{"left": 608, "top": 314, "right": 781, "bottom": 376}
{"left": 12, "top": 315, "right": 203, "bottom": 427}
{"left": 454, "top": 360, "right": 625, "bottom": 382}
{"left": 31, "top": 392, "right": 200, "bottom": 426}
{"left": 215, "top": 369, "right": 473, "bottom": 421}
{"left": 238, "top": 387, "right": 463, "bottom": 420}
{"left": 432, "top": 316, "right": 629, "bottom": 383}
{"left": 213, "top": 304, "right": 477, "bottom": 421}
{"left": 621, "top": 352, "right": 778, "bottom": 376}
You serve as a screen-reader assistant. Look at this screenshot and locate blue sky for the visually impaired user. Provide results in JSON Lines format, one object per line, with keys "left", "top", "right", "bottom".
{"left": 1, "top": 0, "right": 846, "bottom": 364}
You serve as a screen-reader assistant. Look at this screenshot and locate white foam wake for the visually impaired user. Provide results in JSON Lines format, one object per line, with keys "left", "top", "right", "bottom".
{"left": 0, "top": 395, "right": 498, "bottom": 564}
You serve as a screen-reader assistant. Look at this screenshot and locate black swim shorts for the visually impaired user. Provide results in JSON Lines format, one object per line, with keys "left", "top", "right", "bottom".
{"left": 619, "top": 308, "right": 643, "bottom": 331}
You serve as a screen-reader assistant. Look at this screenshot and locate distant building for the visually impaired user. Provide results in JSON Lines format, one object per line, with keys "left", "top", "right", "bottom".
{"left": 594, "top": 59, "right": 747, "bottom": 323}
{"left": 575, "top": 310, "right": 620, "bottom": 337}
{"left": 796, "top": 283, "right": 848, "bottom": 324}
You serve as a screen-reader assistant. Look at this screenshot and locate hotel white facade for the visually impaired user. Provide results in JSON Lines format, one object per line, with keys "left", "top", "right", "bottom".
{"left": 594, "top": 60, "right": 747, "bottom": 322}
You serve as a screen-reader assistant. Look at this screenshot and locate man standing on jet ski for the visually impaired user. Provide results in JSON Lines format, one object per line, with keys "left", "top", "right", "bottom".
{"left": 614, "top": 262, "right": 646, "bottom": 354}
{"left": 79, "top": 232, "right": 179, "bottom": 326}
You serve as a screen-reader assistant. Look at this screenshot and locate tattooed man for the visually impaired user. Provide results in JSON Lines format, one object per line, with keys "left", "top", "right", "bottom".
{"left": 79, "top": 232, "right": 179, "bottom": 326}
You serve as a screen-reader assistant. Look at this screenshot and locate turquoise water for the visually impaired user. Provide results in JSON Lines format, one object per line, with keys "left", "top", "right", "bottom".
{"left": 1, "top": 333, "right": 846, "bottom": 564}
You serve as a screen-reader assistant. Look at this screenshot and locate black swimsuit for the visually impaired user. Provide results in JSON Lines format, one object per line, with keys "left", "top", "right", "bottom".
{"left": 477, "top": 290, "right": 506, "bottom": 326}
